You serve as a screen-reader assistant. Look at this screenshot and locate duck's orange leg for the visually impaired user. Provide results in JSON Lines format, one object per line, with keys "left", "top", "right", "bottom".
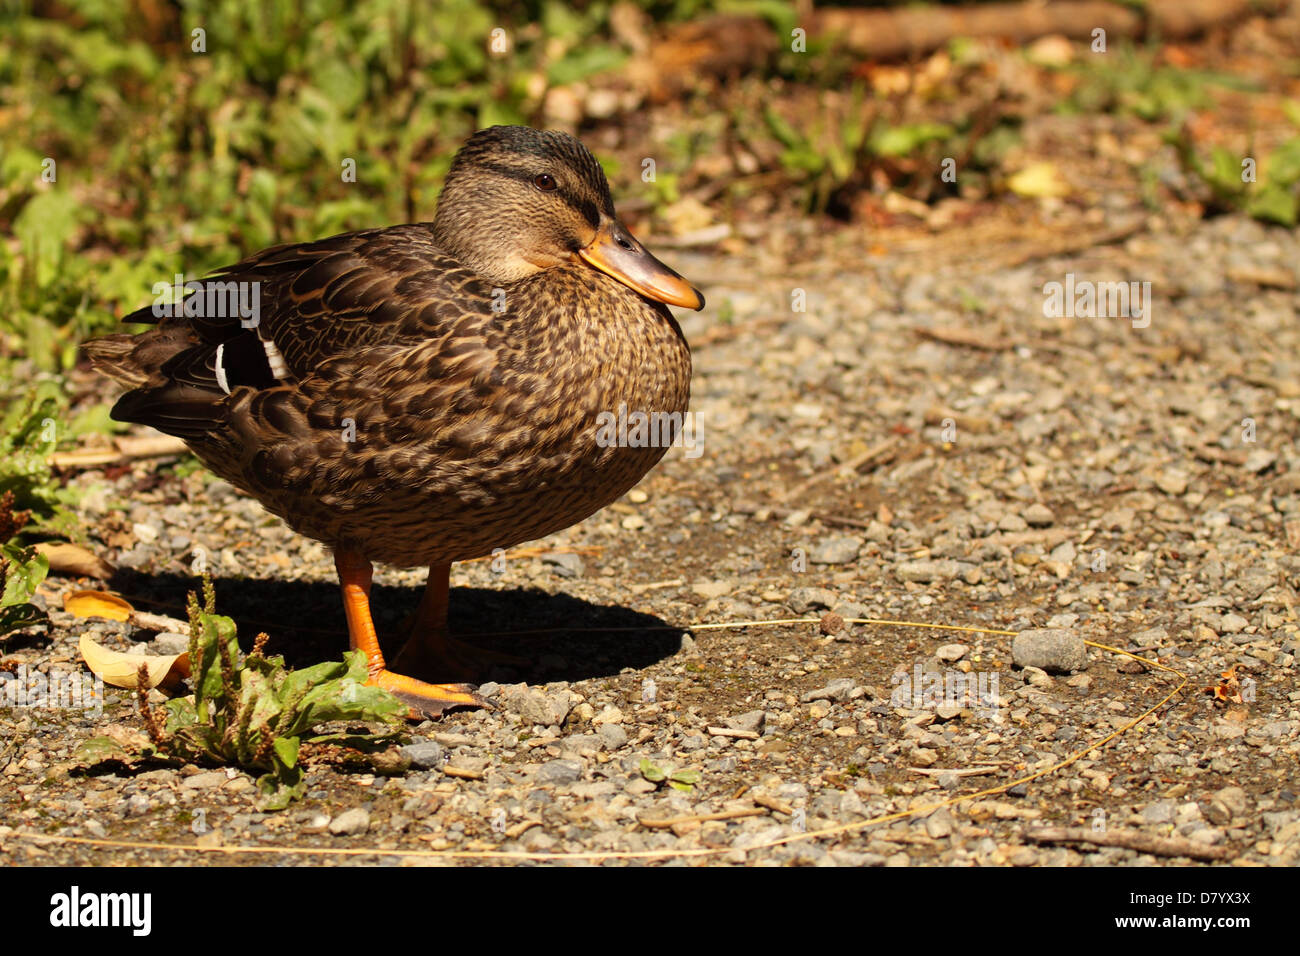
{"left": 334, "top": 549, "right": 484, "bottom": 718}
{"left": 391, "top": 563, "right": 528, "bottom": 678}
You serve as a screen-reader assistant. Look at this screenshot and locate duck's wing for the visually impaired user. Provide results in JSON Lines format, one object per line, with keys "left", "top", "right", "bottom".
{"left": 86, "top": 224, "right": 496, "bottom": 437}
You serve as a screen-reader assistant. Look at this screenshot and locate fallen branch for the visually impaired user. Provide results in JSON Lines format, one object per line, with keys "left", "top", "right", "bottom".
{"left": 915, "top": 327, "right": 1016, "bottom": 352}
{"left": 752, "top": 793, "right": 794, "bottom": 816}
{"left": 638, "top": 806, "right": 768, "bottom": 828}
{"left": 50, "top": 435, "right": 190, "bottom": 469}
{"left": 1024, "top": 825, "right": 1235, "bottom": 861}
{"left": 731, "top": 501, "right": 873, "bottom": 530}
{"left": 631, "top": 0, "right": 1284, "bottom": 94}
{"left": 908, "top": 766, "right": 998, "bottom": 777}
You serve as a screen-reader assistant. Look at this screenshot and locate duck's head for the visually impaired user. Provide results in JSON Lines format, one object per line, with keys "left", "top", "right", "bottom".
{"left": 432, "top": 126, "right": 704, "bottom": 310}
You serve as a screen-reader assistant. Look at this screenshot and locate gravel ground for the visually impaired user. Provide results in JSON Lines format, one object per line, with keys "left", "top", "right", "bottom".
{"left": 4, "top": 115, "right": 1300, "bottom": 867}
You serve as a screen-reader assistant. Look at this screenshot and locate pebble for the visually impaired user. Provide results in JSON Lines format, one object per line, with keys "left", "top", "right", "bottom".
{"left": 787, "top": 587, "right": 839, "bottom": 613}
{"left": 1218, "top": 613, "right": 1249, "bottom": 633}
{"left": 896, "top": 559, "right": 960, "bottom": 583}
{"left": 1021, "top": 503, "right": 1055, "bottom": 527}
{"left": 542, "top": 552, "right": 584, "bottom": 578}
{"left": 328, "top": 808, "right": 371, "bottom": 836}
{"left": 182, "top": 771, "right": 228, "bottom": 790}
{"left": 935, "top": 643, "right": 969, "bottom": 662}
{"left": 692, "top": 580, "right": 733, "bottom": 599}
{"left": 726, "top": 710, "right": 767, "bottom": 734}
{"left": 400, "top": 742, "right": 445, "bottom": 770}
{"left": 1155, "top": 470, "right": 1189, "bottom": 495}
{"left": 808, "top": 536, "right": 862, "bottom": 565}
{"left": 535, "top": 759, "right": 583, "bottom": 785}
{"left": 502, "top": 686, "right": 578, "bottom": 727}
{"left": 925, "top": 808, "right": 954, "bottom": 838}
{"left": 801, "top": 678, "right": 856, "bottom": 703}
{"left": 151, "top": 632, "right": 189, "bottom": 655}
{"left": 1012, "top": 628, "right": 1087, "bottom": 672}
{"left": 597, "top": 724, "right": 629, "bottom": 750}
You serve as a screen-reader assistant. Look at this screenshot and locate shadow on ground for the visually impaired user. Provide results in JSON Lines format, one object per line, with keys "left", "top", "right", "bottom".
{"left": 109, "top": 569, "right": 682, "bottom": 685}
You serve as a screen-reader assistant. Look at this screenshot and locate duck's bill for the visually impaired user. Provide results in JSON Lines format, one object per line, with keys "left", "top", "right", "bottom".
{"left": 579, "top": 221, "right": 705, "bottom": 311}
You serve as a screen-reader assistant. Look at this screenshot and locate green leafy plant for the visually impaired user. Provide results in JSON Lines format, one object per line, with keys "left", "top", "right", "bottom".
{"left": 0, "top": 379, "right": 68, "bottom": 525}
{"left": 1173, "top": 104, "right": 1300, "bottom": 226}
{"left": 1062, "top": 44, "right": 1256, "bottom": 123}
{"left": 640, "top": 757, "right": 701, "bottom": 792}
{"left": 0, "top": 492, "right": 49, "bottom": 638}
{"left": 77, "top": 578, "right": 407, "bottom": 809}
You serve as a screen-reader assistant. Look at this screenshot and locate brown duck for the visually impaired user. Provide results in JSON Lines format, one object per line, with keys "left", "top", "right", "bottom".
{"left": 86, "top": 126, "right": 704, "bottom": 717}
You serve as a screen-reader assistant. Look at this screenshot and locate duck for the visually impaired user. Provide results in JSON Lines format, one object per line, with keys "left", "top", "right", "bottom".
{"left": 85, "top": 125, "right": 704, "bottom": 718}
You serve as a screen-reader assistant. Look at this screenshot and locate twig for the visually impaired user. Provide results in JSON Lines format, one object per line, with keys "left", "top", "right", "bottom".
{"left": 693, "top": 316, "right": 787, "bottom": 348}
{"left": 50, "top": 435, "right": 190, "bottom": 469}
{"left": 780, "top": 436, "right": 901, "bottom": 502}
{"left": 915, "top": 327, "right": 1015, "bottom": 351}
{"left": 705, "top": 726, "right": 760, "bottom": 740}
{"left": 731, "top": 501, "right": 873, "bottom": 530}
{"left": 130, "top": 610, "right": 191, "bottom": 634}
{"left": 1024, "top": 826, "right": 1234, "bottom": 861}
{"left": 638, "top": 807, "right": 768, "bottom": 828}
{"left": 908, "top": 766, "right": 998, "bottom": 777}
{"left": 992, "top": 219, "right": 1148, "bottom": 269}
{"left": 752, "top": 794, "right": 794, "bottom": 816}
{"left": 628, "top": 579, "right": 684, "bottom": 595}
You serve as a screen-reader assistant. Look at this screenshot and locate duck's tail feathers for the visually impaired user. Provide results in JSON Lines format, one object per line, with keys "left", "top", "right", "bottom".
{"left": 82, "top": 335, "right": 150, "bottom": 388}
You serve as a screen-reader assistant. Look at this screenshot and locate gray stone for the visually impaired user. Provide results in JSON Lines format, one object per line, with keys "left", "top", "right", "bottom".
{"left": 1140, "top": 800, "right": 1176, "bottom": 825}
{"left": 400, "top": 741, "right": 445, "bottom": 769}
{"left": 935, "top": 643, "right": 969, "bottom": 662}
{"left": 1155, "top": 470, "right": 1189, "bottom": 496}
{"left": 925, "top": 807, "right": 954, "bottom": 838}
{"left": 123, "top": 793, "right": 150, "bottom": 817}
{"left": 560, "top": 734, "right": 601, "bottom": 756}
{"left": 328, "top": 807, "right": 371, "bottom": 836}
{"left": 896, "top": 559, "right": 960, "bottom": 583}
{"left": 1012, "top": 628, "right": 1087, "bottom": 672}
{"left": 788, "top": 587, "right": 839, "bottom": 613}
{"left": 1023, "top": 665, "right": 1054, "bottom": 688}
{"left": 541, "top": 552, "right": 584, "bottom": 578}
{"left": 597, "top": 723, "right": 628, "bottom": 750}
{"left": 502, "top": 686, "right": 578, "bottom": 726}
{"left": 808, "top": 535, "right": 862, "bottom": 565}
{"left": 801, "top": 678, "right": 856, "bottom": 703}
{"left": 726, "top": 710, "right": 767, "bottom": 734}
{"left": 182, "top": 771, "right": 227, "bottom": 789}
{"left": 692, "top": 580, "right": 733, "bottom": 599}
{"left": 1022, "top": 503, "right": 1055, "bottom": 527}
{"left": 151, "top": 632, "right": 190, "bottom": 655}
{"left": 1244, "top": 449, "right": 1277, "bottom": 473}
{"left": 536, "top": 759, "right": 583, "bottom": 785}
{"left": 1218, "top": 613, "right": 1249, "bottom": 633}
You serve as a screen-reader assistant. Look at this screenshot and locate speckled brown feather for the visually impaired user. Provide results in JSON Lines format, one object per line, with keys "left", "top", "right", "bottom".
{"left": 85, "top": 127, "right": 692, "bottom": 569}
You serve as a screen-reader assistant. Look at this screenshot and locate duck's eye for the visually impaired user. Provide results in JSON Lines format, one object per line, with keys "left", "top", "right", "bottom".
{"left": 534, "top": 174, "right": 557, "bottom": 191}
